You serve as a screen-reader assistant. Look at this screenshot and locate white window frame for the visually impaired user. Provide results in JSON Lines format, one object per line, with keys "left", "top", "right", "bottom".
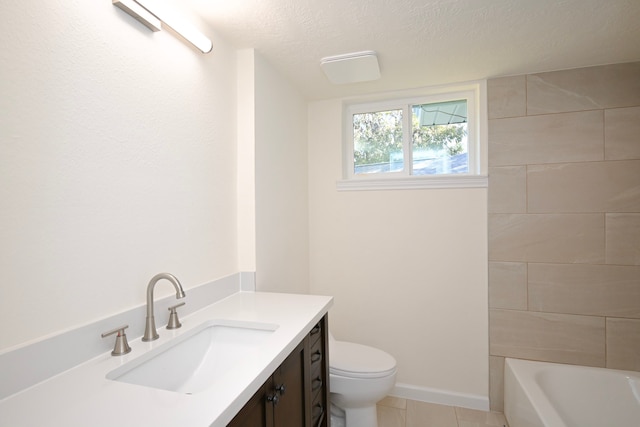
{"left": 338, "top": 81, "right": 487, "bottom": 191}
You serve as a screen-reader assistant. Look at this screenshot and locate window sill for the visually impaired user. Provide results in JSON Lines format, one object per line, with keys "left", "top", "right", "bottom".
{"left": 336, "top": 175, "right": 488, "bottom": 191}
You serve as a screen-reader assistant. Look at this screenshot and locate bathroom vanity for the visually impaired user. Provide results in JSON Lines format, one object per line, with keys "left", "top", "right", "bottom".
{"left": 0, "top": 291, "right": 333, "bottom": 427}
{"left": 228, "top": 316, "right": 329, "bottom": 427}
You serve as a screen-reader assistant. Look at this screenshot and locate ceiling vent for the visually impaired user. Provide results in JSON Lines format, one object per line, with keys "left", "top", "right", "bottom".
{"left": 320, "top": 51, "right": 380, "bottom": 85}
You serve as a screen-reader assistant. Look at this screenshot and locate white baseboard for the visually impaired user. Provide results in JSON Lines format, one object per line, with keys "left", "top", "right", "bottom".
{"left": 390, "top": 382, "right": 489, "bottom": 411}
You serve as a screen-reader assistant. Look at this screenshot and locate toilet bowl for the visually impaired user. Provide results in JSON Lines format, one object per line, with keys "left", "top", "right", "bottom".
{"left": 329, "top": 334, "right": 397, "bottom": 427}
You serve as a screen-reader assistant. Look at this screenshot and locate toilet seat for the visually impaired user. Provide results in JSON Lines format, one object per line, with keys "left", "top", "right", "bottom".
{"left": 330, "top": 340, "right": 396, "bottom": 379}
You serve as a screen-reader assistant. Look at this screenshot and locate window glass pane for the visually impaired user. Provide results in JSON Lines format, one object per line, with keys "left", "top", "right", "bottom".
{"left": 353, "top": 109, "right": 403, "bottom": 175}
{"left": 411, "top": 100, "right": 468, "bottom": 175}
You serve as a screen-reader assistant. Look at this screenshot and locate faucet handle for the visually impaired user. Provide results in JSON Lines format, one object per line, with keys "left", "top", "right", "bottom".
{"left": 167, "top": 302, "right": 185, "bottom": 330}
{"left": 101, "top": 325, "right": 132, "bottom": 356}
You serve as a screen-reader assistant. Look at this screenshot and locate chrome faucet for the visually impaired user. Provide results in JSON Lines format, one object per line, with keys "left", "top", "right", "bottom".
{"left": 142, "top": 272, "right": 186, "bottom": 341}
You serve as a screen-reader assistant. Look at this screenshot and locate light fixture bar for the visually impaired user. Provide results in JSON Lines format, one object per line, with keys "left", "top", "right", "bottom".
{"left": 113, "top": 0, "right": 161, "bottom": 32}
{"left": 113, "top": 0, "right": 213, "bottom": 54}
{"left": 154, "top": 14, "right": 213, "bottom": 54}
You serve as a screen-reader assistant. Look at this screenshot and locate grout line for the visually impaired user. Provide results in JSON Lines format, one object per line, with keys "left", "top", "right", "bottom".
{"left": 525, "top": 261, "right": 529, "bottom": 311}
{"left": 524, "top": 75, "right": 528, "bottom": 117}
{"left": 602, "top": 108, "right": 606, "bottom": 160}
{"left": 604, "top": 315, "right": 608, "bottom": 369}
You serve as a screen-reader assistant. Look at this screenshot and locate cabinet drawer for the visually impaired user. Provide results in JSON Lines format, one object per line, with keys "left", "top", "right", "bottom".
{"left": 310, "top": 370, "right": 323, "bottom": 393}
{"left": 311, "top": 390, "right": 325, "bottom": 427}
{"left": 309, "top": 320, "right": 323, "bottom": 346}
{"left": 310, "top": 337, "right": 323, "bottom": 371}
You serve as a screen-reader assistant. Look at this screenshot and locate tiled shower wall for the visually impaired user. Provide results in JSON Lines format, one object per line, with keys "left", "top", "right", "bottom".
{"left": 487, "top": 62, "right": 640, "bottom": 411}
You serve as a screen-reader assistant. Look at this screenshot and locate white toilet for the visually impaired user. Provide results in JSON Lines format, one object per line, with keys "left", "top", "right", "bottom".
{"left": 328, "top": 334, "right": 397, "bottom": 427}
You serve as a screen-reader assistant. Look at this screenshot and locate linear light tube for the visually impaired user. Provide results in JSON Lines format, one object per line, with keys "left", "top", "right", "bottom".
{"left": 154, "top": 12, "right": 213, "bottom": 53}
{"left": 113, "top": 0, "right": 213, "bottom": 54}
{"left": 133, "top": 0, "right": 213, "bottom": 54}
{"left": 113, "top": 0, "right": 161, "bottom": 32}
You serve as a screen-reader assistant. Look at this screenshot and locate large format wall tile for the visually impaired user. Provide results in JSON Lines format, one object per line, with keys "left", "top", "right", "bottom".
{"left": 489, "top": 214, "right": 605, "bottom": 263}
{"left": 488, "top": 166, "right": 526, "bottom": 213}
{"left": 605, "top": 106, "right": 640, "bottom": 160}
{"left": 606, "top": 318, "right": 640, "bottom": 371}
{"left": 527, "top": 160, "right": 640, "bottom": 213}
{"left": 489, "top": 262, "right": 527, "bottom": 310}
{"left": 606, "top": 214, "right": 640, "bottom": 265}
{"left": 487, "top": 62, "right": 640, "bottom": 410}
{"left": 489, "top": 309, "right": 606, "bottom": 366}
{"left": 527, "top": 62, "right": 640, "bottom": 115}
{"left": 487, "top": 75, "right": 526, "bottom": 119}
{"left": 488, "top": 356, "right": 505, "bottom": 412}
{"left": 488, "top": 111, "right": 603, "bottom": 166}
{"left": 528, "top": 263, "right": 640, "bottom": 318}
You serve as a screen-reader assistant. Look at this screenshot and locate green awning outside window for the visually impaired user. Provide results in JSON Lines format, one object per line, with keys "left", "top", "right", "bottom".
{"left": 413, "top": 100, "right": 467, "bottom": 126}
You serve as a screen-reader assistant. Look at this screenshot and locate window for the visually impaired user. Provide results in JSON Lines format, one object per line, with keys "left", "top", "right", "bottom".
{"left": 339, "top": 83, "right": 487, "bottom": 190}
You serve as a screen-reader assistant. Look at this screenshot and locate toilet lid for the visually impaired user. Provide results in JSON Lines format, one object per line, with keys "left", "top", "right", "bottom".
{"left": 329, "top": 340, "right": 397, "bottom": 379}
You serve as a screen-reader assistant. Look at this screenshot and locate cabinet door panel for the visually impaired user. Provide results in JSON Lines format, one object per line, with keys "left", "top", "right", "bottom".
{"left": 272, "top": 340, "right": 306, "bottom": 427}
{"left": 229, "top": 314, "right": 330, "bottom": 427}
{"left": 228, "top": 382, "right": 272, "bottom": 427}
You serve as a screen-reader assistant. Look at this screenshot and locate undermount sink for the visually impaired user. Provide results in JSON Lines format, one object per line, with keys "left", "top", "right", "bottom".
{"left": 106, "top": 320, "right": 278, "bottom": 394}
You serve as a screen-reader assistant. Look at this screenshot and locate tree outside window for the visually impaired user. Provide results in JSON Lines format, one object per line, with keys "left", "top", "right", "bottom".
{"left": 353, "top": 100, "right": 468, "bottom": 175}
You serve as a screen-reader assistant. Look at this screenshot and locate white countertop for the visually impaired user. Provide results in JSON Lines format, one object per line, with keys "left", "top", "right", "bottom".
{"left": 0, "top": 291, "right": 333, "bottom": 427}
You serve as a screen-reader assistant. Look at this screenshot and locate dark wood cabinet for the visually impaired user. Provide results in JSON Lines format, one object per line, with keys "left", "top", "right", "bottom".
{"left": 306, "top": 317, "right": 329, "bottom": 427}
{"left": 272, "top": 339, "right": 306, "bottom": 427}
{"left": 228, "top": 315, "right": 330, "bottom": 427}
{"left": 226, "top": 382, "right": 271, "bottom": 427}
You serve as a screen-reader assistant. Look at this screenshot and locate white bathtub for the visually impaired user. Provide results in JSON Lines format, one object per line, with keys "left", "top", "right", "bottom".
{"left": 504, "top": 358, "right": 640, "bottom": 427}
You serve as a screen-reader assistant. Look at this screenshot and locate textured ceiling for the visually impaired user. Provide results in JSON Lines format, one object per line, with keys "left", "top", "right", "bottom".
{"left": 185, "top": 0, "right": 640, "bottom": 100}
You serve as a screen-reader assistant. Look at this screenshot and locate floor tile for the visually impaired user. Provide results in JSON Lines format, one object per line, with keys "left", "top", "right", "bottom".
{"left": 456, "top": 407, "right": 508, "bottom": 426}
{"left": 458, "top": 422, "right": 507, "bottom": 427}
{"left": 375, "top": 396, "right": 509, "bottom": 427}
{"left": 377, "top": 404, "right": 406, "bottom": 427}
{"left": 406, "top": 401, "right": 457, "bottom": 427}
{"left": 378, "top": 396, "right": 407, "bottom": 410}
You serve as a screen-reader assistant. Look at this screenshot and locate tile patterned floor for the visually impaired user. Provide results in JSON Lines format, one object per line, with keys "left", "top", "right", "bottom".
{"left": 377, "top": 397, "right": 509, "bottom": 427}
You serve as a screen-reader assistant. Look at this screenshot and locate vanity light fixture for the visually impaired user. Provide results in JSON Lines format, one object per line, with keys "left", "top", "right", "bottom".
{"left": 112, "top": 0, "right": 213, "bottom": 54}
{"left": 113, "top": 0, "right": 161, "bottom": 32}
{"left": 154, "top": 7, "right": 213, "bottom": 54}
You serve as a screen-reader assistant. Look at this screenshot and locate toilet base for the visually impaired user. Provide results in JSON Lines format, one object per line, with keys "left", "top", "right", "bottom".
{"left": 331, "top": 403, "right": 378, "bottom": 427}
{"left": 330, "top": 404, "right": 346, "bottom": 427}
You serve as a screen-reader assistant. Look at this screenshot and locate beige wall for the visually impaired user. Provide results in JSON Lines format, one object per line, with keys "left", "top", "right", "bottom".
{"left": 254, "top": 53, "right": 310, "bottom": 294}
{"left": 0, "top": 0, "right": 239, "bottom": 350}
{"left": 487, "top": 62, "right": 640, "bottom": 411}
{"left": 1, "top": 1, "right": 309, "bottom": 352}
{"left": 235, "top": 49, "right": 310, "bottom": 295}
{"left": 308, "top": 98, "right": 489, "bottom": 403}
{"left": 237, "top": 49, "right": 257, "bottom": 272}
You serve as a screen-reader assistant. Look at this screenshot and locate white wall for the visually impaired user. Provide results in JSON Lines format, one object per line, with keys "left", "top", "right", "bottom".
{"left": 236, "top": 50, "right": 257, "bottom": 272}
{"left": 0, "top": 0, "right": 486, "bottom": 401}
{"left": 0, "top": 0, "right": 238, "bottom": 351}
{"left": 308, "top": 98, "right": 489, "bottom": 400}
{"left": 253, "top": 53, "right": 310, "bottom": 294}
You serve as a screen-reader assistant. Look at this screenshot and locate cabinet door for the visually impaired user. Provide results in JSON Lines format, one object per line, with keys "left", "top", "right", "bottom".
{"left": 227, "top": 382, "right": 273, "bottom": 427}
{"left": 272, "top": 340, "right": 306, "bottom": 427}
{"left": 229, "top": 315, "right": 330, "bottom": 427}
